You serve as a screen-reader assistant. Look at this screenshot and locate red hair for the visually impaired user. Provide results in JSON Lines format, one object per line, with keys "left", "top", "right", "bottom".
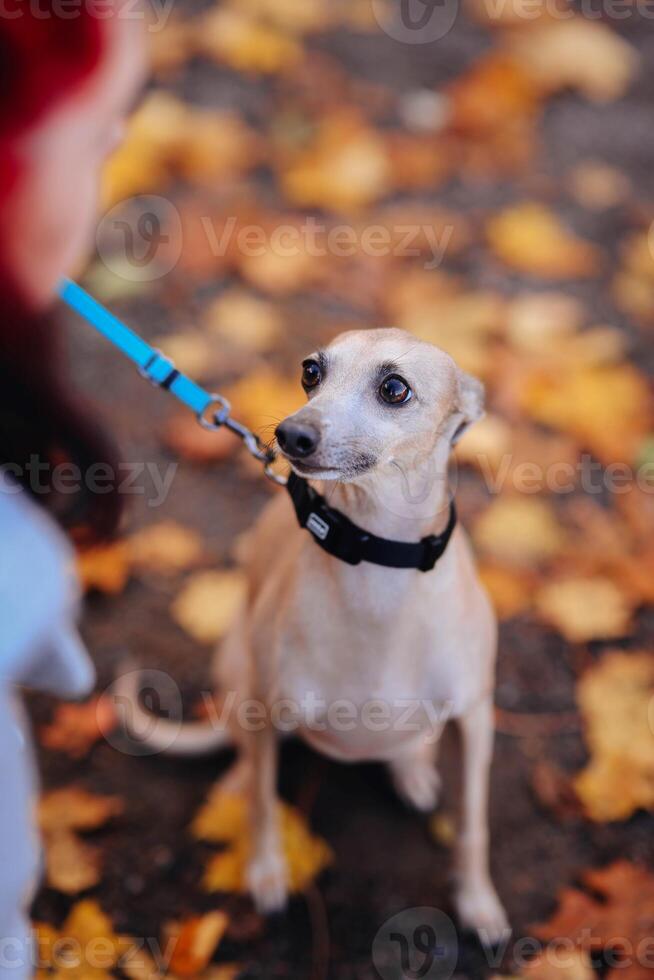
{"left": 0, "top": 9, "right": 122, "bottom": 540}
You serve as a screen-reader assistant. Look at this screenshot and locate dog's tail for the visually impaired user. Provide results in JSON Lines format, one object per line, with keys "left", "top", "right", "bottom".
{"left": 111, "top": 666, "right": 232, "bottom": 757}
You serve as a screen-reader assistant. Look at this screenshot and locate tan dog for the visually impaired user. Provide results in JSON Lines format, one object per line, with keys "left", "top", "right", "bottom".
{"left": 120, "top": 328, "right": 508, "bottom": 941}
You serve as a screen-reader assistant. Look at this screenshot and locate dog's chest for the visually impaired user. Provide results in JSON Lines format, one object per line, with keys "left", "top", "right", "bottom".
{"left": 275, "top": 562, "right": 471, "bottom": 760}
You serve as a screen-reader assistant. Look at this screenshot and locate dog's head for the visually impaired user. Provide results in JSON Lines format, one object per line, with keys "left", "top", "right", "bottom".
{"left": 275, "top": 327, "right": 484, "bottom": 482}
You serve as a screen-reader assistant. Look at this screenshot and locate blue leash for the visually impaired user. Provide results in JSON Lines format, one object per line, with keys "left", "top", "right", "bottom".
{"left": 59, "top": 278, "right": 284, "bottom": 483}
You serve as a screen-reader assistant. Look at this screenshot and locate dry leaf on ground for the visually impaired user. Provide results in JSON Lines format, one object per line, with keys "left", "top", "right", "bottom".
{"left": 39, "top": 788, "right": 124, "bottom": 833}
{"left": 44, "top": 830, "right": 102, "bottom": 895}
{"left": 167, "top": 912, "right": 229, "bottom": 976}
{"left": 77, "top": 542, "right": 129, "bottom": 595}
{"left": 162, "top": 414, "right": 241, "bottom": 465}
{"left": 39, "top": 697, "right": 118, "bottom": 759}
{"left": 128, "top": 522, "right": 205, "bottom": 575}
{"left": 204, "top": 290, "right": 282, "bottom": 352}
{"left": 573, "top": 650, "right": 654, "bottom": 822}
{"left": 280, "top": 111, "right": 392, "bottom": 212}
{"left": 533, "top": 861, "right": 654, "bottom": 980}
{"left": 506, "top": 18, "right": 638, "bottom": 102}
{"left": 224, "top": 369, "right": 303, "bottom": 435}
{"left": 38, "top": 789, "right": 123, "bottom": 895}
{"left": 171, "top": 570, "right": 248, "bottom": 644}
{"left": 192, "top": 789, "right": 332, "bottom": 894}
{"left": 194, "top": 7, "right": 302, "bottom": 74}
{"left": 479, "top": 563, "right": 535, "bottom": 620}
{"left": 473, "top": 497, "right": 565, "bottom": 566}
{"left": 520, "top": 364, "right": 652, "bottom": 465}
{"left": 35, "top": 900, "right": 123, "bottom": 980}
{"left": 487, "top": 203, "right": 601, "bottom": 279}
{"left": 534, "top": 577, "right": 633, "bottom": 643}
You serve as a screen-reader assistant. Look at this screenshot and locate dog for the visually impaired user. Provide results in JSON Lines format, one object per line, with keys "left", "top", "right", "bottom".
{"left": 119, "top": 327, "right": 508, "bottom": 941}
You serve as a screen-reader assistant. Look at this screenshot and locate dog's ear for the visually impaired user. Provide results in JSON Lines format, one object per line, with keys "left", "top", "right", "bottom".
{"left": 451, "top": 368, "right": 485, "bottom": 444}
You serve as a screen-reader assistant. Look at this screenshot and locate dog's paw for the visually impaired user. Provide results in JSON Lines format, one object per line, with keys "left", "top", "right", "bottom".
{"left": 247, "top": 851, "right": 289, "bottom": 915}
{"left": 455, "top": 880, "right": 509, "bottom": 945}
{"left": 391, "top": 761, "right": 441, "bottom": 812}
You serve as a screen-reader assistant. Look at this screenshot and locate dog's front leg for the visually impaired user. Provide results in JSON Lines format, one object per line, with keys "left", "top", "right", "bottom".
{"left": 245, "top": 720, "right": 288, "bottom": 914}
{"left": 455, "top": 695, "right": 508, "bottom": 943}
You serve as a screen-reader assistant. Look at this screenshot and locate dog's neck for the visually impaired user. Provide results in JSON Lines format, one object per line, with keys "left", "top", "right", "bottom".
{"left": 317, "top": 441, "right": 454, "bottom": 543}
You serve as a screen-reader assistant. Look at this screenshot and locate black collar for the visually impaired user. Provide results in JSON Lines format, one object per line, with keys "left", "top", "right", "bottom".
{"left": 286, "top": 473, "right": 457, "bottom": 572}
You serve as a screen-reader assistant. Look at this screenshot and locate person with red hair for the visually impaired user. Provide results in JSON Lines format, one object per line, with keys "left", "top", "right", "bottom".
{"left": 0, "top": 8, "right": 145, "bottom": 976}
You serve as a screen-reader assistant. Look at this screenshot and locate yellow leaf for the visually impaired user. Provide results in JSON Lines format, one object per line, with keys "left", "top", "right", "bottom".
{"left": 77, "top": 542, "right": 129, "bottom": 596}
{"left": 507, "top": 17, "right": 638, "bottom": 102}
{"left": 44, "top": 830, "right": 101, "bottom": 896}
{"left": 193, "top": 790, "right": 332, "bottom": 894}
{"left": 167, "top": 912, "right": 229, "bottom": 977}
{"left": 128, "top": 522, "right": 205, "bottom": 575}
{"left": 574, "top": 651, "right": 654, "bottom": 821}
{"left": 171, "top": 571, "right": 248, "bottom": 644}
{"left": 194, "top": 8, "right": 302, "bottom": 74}
{"left": 473, "top": 497, "right": 565, "bottom": 566}
{"left": 152, "top": 332, "right": 216, "bottom": 382}
{"left": 535, "top": 576, "right": 633, "bottom": 643}
{"left": 204, "top": 291, "right": 282, "bottom": 352}
{"left": 281, "top": 112, "right": 392, "bottom": 212}
{"left": 224, "top": 369, "right": 304, "bottom": 435}
{"left": 521, "top": 364, "right": 652, "bottom": 464}
{"left": 479, "top": 563, "right": 534, "bottom": 621}
{"left": 39, "top": 788, "right": 123, "bottom": 834}
{"left": 486, "top": 203, "right": 601, "bottom": 278}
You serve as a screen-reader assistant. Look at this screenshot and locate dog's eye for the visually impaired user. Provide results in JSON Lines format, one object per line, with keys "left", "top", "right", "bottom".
{"left": 302, "top": 359, "right": 322, "bottom": 390}
{"left": 380, "top": 375, "right": 412, "bottom": 405}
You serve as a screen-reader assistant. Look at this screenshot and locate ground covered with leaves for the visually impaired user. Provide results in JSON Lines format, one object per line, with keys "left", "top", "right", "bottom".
{"left": 28, "top": 0, "right": 654, "bottom": 977}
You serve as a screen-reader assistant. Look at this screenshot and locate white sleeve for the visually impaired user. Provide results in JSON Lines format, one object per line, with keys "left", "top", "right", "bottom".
{"left": 0, "top": 472, "right": 95, "bottom": 699}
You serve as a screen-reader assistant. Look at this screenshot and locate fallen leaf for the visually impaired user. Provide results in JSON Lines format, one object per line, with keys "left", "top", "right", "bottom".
{"left": 568, "top": 161, "right": 631, "bottom": 211}
{"left": 192, "top": 789, "right": 332, "bottom": 894}
{"left": 487, "top": 203, "right": 601, "bottom": 279}
{"left": 573, "top": 650, "right": 654, "bottom": 821}
{"left": 204, "top": 290, "right": 282, "bottom": 352}
{"left": 533, "top": 861, "right": 654, "bottom": 980}
{"left": 128, "top": 522, "right": 205, "bottom": 575}
{"left": 39, "top": 788, "right": 124, "bottom": 833}
{"left": 507, "top": 17, "right": 638, "bottom": 102}
{"left": 39, "top": 697, "right": 118, "bottom": 759}
{"left": 521, "top": 364, "right": 652, "bottom": 464}
{"left": 167, "top": 912, "right": 229, "bottom": 976}
{"left": 44, "top": 830, "right": 102, "bottom": 895}
{"left": 171, "top": 570, "right": 248, "bottom": 644}
{"left": 506, "top": 293, "right": 585, "bottom": 353}
{"left": 448, "top": 53, "right": 541, "bottom": 133}
{"left": 194, "top": 7, "right": 302, "bottom": 74}
{"left": 280, "top": 111, "right": 392, "bottom": 212}
{"left": 77, "top": 542, "right": 129, "bottom": 595}
{"left": 152, "top": 332, "right": 217, "bottom": 382}
{"left": 162, "top": 414, "right": 241, "bottom": 465}
{"left": 224, "top": 368, "right": 303, "bottom": 435}
{"left": 36, "top": 899, "right": 122, "bottom": 980}
{"left": 535, "top": 576, "right": 633, "bottom": 643}
{"left": 473, "top": 497, "right": 565, "bottom": 566}
{"left": 479, "top": 563, "right": 534, "bottom": 620}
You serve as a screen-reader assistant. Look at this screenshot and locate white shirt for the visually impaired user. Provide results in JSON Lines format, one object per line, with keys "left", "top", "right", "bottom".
{"left": 0, "top": 471, "right": 94, "bottom": 978}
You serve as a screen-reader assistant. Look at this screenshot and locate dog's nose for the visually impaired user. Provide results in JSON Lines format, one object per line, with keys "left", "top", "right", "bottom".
{"left": 276, "top": 420, "right": 320, "bottom": 458}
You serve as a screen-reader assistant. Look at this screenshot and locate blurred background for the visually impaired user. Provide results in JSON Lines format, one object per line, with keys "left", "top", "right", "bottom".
{"left": 32, "top": 0, "right": 654, "bottom": 977}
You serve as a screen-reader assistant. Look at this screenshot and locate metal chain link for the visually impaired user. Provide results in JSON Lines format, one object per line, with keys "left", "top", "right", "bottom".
{"left": 197, "top": 395, "right": 288, "bottom": 486}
